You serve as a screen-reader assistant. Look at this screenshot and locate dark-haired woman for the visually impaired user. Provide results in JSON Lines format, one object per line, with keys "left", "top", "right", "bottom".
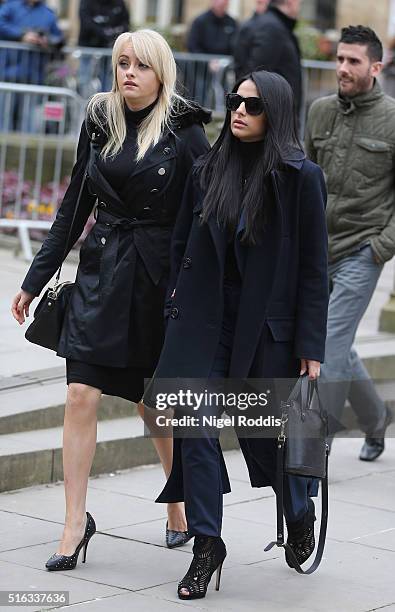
{"left": 144, "top": 70, "right": 329, "bottom": 599}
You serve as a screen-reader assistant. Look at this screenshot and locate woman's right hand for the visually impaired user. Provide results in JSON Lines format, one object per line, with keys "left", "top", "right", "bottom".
{"left": 11, "top": 290, "right": 35, "bottom": 325}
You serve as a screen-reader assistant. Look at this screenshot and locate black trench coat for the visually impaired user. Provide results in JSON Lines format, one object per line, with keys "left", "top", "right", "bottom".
{"left": 147, "top": 151, "right": 329, "bottom": 491}
{"left": 22, "top": 105, "right": 211, "bottom": 374}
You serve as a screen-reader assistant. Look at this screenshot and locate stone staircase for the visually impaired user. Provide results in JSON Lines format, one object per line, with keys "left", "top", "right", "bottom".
{"left": 1, "top": 333, "right": 395, "bottom": 493}
{"left": 0, "top": 365, "right": 240, "bottom": 492}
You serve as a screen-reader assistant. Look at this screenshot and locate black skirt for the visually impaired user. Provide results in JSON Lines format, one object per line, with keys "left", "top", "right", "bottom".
{"left": 66, "top": 359, "right": 154, "bottom": 403}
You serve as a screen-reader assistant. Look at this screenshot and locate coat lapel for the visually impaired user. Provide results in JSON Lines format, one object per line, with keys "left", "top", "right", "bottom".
{"left": 88, "top": 153, "right": 125, "bottom": 209}
{"left": 229, "top": 171, "right": 284, "bottom": 378}
{"left": 192, "top": 197, "right": 227, "bottom": 267}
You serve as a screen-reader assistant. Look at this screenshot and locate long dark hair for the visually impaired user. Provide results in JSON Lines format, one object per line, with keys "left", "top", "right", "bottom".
{"left": 198, "top": 70, "right": 302, "bottom": 244}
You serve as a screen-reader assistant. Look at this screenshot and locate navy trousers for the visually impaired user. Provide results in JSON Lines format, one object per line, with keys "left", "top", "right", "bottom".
{"left": 165, "top": 280, "right": 317, "bottom": 537}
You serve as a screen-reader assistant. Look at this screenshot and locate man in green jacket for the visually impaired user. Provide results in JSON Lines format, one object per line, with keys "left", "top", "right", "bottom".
{"left": 305, "top": 25, "right": 394, "bottom": 461}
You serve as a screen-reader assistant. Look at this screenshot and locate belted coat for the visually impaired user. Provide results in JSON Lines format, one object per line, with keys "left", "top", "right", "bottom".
{"left": 22, "top": 105, "right": 211, "bottom": 373}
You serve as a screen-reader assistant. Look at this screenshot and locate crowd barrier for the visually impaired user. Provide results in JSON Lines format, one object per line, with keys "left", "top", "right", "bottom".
{"left": 0, "top": 81, "right": 84, "bottom": 259}
{"left": 0, "top": 41, "right": 338, "bottom": 259}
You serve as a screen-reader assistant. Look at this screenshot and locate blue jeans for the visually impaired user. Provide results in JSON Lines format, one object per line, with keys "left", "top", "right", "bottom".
{"left": 320, "top": 243, "right": 387, "bottom": 435}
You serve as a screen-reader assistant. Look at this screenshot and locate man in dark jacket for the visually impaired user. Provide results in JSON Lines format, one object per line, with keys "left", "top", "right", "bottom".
{"left": 77, "top": 0, "right": 129, "bottom": 96}
{"left": 78, "top": 0, "right": 129, "bottom": 48}
{"left": 235, "top": 0, "right": 302, "bottom": 113}
{"left": 233, "top": 0, "right": 269, "bottom": 79}
{"left": 187, "top": 0, "right": 238, "bottom": 55}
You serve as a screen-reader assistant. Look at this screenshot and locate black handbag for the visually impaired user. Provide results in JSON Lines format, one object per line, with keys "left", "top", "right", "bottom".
{"left": 25, "top": 165, "right": 89, "bottom": 352}
{"left": 265, "top": 374, "right": 329, "bottom": 574}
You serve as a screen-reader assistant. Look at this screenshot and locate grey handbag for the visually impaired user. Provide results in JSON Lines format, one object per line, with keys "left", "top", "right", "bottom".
{"left": 283, "top": 374, "right": 328, "bottom": 478}
{"left": 265, "top": 374, "right": 329, "bottom": 574}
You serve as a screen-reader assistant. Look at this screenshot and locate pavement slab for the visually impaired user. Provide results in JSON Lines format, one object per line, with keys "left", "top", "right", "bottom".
{"left": 0, "top": 443, "right": 394, "bottom": 611}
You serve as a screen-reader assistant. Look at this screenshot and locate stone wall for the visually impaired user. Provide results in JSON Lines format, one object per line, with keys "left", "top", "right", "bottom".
{"left": 336, "top": 0, "right": 390, "bottom": 43}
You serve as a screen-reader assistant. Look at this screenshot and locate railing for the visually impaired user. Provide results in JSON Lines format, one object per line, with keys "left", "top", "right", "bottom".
{"left": 0, "top": 42, "right": 338, "bottom": 114}
{"left": 0, "top": 41, "right": 339, "bottom": 259}
{"left": 0, "top": 81, "right": 84, "bottom": 259}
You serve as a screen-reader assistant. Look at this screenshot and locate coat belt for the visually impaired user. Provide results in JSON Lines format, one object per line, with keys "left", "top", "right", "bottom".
{"left": 95, "top": 208, "right": 171, "bottom": 297}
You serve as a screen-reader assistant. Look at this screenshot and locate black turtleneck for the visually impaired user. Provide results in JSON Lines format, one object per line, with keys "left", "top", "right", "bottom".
{"left": 239, "top": 139, "right": 264, "bottom": 181}
{"left": 124, "top": 98, "right": 158, "bottom": 126}
{"left": 96, "top": 98, "right": 158, "bottom": 195}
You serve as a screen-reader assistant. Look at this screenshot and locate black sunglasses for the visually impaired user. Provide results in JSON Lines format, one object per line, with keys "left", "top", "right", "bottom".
{"left": 225, "top": 93, "right": 265, "bottom": 116}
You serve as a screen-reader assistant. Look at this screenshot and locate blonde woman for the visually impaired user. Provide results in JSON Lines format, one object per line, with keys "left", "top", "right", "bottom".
{"left": 11, "top": 29, "right": 210, "bottom": 570}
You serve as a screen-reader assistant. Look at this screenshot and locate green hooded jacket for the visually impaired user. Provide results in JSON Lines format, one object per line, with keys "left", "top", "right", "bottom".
{"left": 305, "top": 80, "right": 395, "bottom": 263}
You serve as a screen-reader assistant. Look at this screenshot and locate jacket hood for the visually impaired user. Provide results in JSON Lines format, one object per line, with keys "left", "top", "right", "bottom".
{"left": 169, "top": 99, "right": 212, "bottom": 129}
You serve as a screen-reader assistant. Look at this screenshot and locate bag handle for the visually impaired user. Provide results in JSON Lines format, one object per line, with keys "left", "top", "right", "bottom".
{"left": 264, "top": 375, "right": 329, "bottom": 574}
{"left": 264, "top": 438, "right": 329, "bottom": 574}
{"left": 288, "top": 375, "right": 327, "bottom": 423}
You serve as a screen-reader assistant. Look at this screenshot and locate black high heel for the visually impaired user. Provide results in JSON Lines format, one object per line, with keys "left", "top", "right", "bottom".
{"left": 177, "top": 535, "right": 226, "bottom": 600}
{"left": 285, "top": 499, "right": 316, "bottom": 568}
{"left": 165, "top": 521, "right": 191, "bottom": 548}
{"left": 45, "top": 512, "right": 96, "bottom": 571}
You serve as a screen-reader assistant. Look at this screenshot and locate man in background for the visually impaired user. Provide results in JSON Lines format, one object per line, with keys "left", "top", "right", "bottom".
{"left": 233, "top": 0, "right": 269, "bottom": 80}
{"left": 187, "top": 0, "right": 238, "bottom": 56}
{"left": 305, "top": 25, "right": 394, "bottom": 461}
{"left": 0, "top": 0, "right": 63, "bottom": 83}
{"left": 78, "top": 0, "right": 129, "bottom": 95}
{"left": 235, "top": 0, "right": 302, "bottom": 114}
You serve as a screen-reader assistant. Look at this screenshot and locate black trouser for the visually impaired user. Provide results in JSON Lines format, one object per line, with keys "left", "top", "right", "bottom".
{"left": 180, "top": 280, "right": 317, "bottom": 536}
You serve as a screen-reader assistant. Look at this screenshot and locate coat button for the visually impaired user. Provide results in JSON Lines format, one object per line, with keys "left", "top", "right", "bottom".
{"left": 158, "top": 167, "right": 166, "bottom": 175}
{"left": 101, "top": 237, "right": 106, "bottom": 245}
{"left": 170, "top": 307, "right": 179, "bottom": 319}
{"left": 100, "top": 201, "right": 107, "bottom": 208}
{"left": 163, "top": 147, "right": 171, "bottom": 155}
{"left": 183, "top": 257, "right": 192, "bottom": 269}
{"left": 151, "top": 188, "right": 158, "bottom": 193}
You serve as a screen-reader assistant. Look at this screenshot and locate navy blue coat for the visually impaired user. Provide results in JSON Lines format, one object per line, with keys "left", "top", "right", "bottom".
{"left": 148, "top": 150, "right": 329, "bottom": 494}
{"left": 155, "top": 151, "right": 329, "bottom": 382}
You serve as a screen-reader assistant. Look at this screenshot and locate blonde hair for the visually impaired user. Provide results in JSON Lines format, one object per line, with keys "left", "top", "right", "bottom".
{"left": 87, "top": 29, "right": 189, "bottom": 162}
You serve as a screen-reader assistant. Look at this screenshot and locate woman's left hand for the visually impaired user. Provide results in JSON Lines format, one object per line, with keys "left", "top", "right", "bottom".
{"left": 300, "top": 358, "right": 320, "bottom": 380}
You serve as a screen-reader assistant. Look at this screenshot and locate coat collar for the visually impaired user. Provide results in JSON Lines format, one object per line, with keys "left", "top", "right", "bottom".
{"left": 337, "top": 79, "right": 384, "bottom": 114}
{"left": 282, "top": 148, "right": 306, "bottom": 170}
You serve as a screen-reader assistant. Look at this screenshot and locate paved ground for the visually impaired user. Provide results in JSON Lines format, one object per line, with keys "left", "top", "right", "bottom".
{"left": 0, "top": 439, "right": 394, "bottom": 612}
{"left": 1, "top": 248, "right": 395, "bottom": 611}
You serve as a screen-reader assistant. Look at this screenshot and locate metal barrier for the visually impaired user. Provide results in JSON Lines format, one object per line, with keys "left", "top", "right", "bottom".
{"left": 0, "top": 82, "right": 84, "bottom": 259}
{"left": 0, "top": 41, "right": 338, "bottom": 113}
{"left": 0, "top": 41, "right": 338, "bottom": 259}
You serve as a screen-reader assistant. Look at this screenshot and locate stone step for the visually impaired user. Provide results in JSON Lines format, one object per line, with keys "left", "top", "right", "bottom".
{"left": 1, "top": 344, "right": 395, "bottom": 436}
{"left": 0, "top": 416, "right": 239, "bottom": 493}
{"left": 0, "top": 367, "right": 137, "bottom": 434}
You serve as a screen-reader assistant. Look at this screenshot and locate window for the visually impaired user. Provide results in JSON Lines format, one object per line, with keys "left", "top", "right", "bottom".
{"left": 146, "top": 0, "right": 159, "bottom": 23}
{"left": 300, "top": 0, "right": 337, "bottom": 31}
{"left": 172, "top": 0, "right": 184, "bottom": 23}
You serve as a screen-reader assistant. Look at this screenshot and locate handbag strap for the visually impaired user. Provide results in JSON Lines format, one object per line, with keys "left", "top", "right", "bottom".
{"left": 53, "top": 154, "right": 91, "bottom": 287}
{"left": 287, "top": 374, "right": 315, "bottom": 409}
{"left": 264, "top": 438, "right": 329, "bottom": 574}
